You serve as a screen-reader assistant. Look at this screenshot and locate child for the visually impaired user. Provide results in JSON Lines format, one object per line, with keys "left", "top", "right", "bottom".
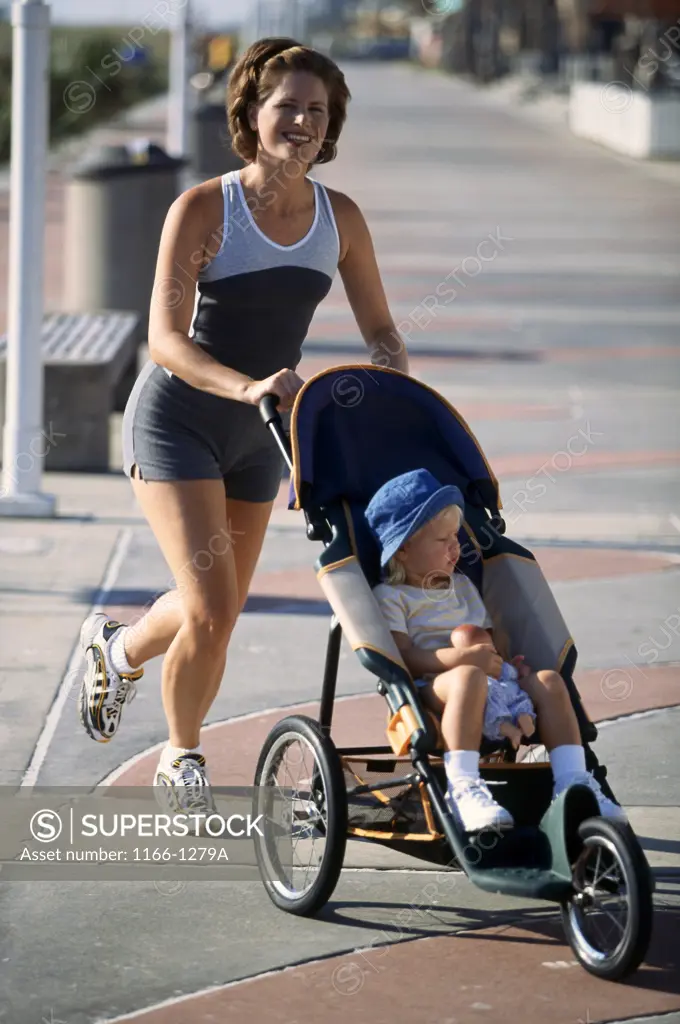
{"left": 450, "top": 623, "right": 536, "bottom": 749}
{"left": 365, "top": 467, "right": 627, "bottom": 833}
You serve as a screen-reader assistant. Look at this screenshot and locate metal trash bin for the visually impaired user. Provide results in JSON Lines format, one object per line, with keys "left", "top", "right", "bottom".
{"left": 63, "top": 141, "right": 186, "bottom": 335}
{"left": 190, "top": 101, "right": 243, "bottom": 179}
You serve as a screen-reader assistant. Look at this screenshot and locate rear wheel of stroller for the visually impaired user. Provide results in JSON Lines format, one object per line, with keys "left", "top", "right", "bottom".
{"left": 253, "top": 714, "right": 348, "bottom": 916}
{"left": 561, "top": 818, "right": 653, "bottom": 980}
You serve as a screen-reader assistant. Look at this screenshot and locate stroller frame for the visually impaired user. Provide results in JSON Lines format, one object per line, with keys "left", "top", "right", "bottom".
{"left": 252, "top": 375, "right": 654, "bottom": 981}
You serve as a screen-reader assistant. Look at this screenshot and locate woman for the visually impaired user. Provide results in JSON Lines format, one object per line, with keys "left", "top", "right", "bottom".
{"left": 77, "top": 37, "right": 409, "bottom": 809}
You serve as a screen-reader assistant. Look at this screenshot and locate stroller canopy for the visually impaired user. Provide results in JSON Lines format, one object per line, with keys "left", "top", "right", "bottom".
{"left": 289, "top": 365, "right": 501, "bottom": 516}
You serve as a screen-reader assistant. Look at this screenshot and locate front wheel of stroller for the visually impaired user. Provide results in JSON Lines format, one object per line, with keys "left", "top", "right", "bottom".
{"left": 253, "top": 714, "right": 348, "bottom": 917}
{"left": 561, "top": 818, "right": 653, "bottom": 981}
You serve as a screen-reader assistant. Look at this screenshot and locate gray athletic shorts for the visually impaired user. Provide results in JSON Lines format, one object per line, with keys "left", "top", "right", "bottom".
{"left": 122, "top": 361, "right": 285, "bottom": 502}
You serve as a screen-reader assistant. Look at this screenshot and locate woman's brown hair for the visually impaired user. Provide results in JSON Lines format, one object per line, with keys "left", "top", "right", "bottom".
{"left": 227, "top": 37, "right": 351, "bottom": 165}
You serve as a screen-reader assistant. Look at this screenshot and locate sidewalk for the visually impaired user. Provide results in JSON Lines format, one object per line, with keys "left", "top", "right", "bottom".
{"left": 412, "top": 63, "right": 680, "bottom": 189}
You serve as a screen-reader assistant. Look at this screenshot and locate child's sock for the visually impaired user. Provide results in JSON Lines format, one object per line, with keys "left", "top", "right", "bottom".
{"left": 110, "top": 627, "right": 138, "bottom": 676}
{"left": 549, "top": 744, "right": 586, "bottom": 789}
{"left": 443, "top": 750, "right": 479, "bottom": 786}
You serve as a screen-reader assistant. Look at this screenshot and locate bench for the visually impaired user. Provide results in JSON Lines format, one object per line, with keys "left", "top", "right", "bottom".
{"left": 0, "top": 310, "right": 140, "bottom": 472}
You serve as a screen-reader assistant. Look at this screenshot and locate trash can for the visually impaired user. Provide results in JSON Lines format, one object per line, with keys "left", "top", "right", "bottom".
{"left": 62, "top": 141, "right": 186, "bottom": 409}
{"left": 190, "top": 101, "right": 243, "bottom": 179}
{"left": 63, "top": 141, "right": 186, "bottom": 336}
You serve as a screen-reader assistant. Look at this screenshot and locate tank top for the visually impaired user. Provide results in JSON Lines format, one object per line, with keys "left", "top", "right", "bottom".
{"left": 185, "top": 168, "right": 340, "bottom": 380}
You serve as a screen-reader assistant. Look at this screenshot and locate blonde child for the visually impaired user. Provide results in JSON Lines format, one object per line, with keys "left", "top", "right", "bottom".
{"left": 365, "top": 468, "right": 626, "bottom": 833}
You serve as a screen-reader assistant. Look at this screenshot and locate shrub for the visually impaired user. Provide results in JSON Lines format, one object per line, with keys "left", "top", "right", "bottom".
{"left": 0, "top": 30, "right": 168, "bottom": 163}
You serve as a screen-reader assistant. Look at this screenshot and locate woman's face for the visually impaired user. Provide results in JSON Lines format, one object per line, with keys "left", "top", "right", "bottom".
{"left": 249, "top": 70, "right": 330, "bottom": 169}
{"left": 396, "top": 507, "right": 461, "bottom": 584}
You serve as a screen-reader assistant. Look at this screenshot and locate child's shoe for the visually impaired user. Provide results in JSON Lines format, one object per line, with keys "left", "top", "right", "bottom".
{"left": 553, "top": 771, "right": 628, "bottom": 824}
{"left": 447, "top": 776, "right": 514, "bottom": 832}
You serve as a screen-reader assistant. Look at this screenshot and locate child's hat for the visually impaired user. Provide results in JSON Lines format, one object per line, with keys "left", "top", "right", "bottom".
{"left": 365, "top": 469, "right": 464, "bottom": 567}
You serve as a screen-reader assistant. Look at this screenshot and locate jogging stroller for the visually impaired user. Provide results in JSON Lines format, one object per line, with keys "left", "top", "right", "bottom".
{"left": 252, "top": 365, "right": 653, "bottom": 981}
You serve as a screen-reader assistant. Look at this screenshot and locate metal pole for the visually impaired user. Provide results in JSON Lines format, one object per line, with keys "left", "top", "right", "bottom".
{"left": 0, "top": 0, "right": 56, "bottom": 517}
{"left": 166, "top": 0, "right": 191, "bottom": 158}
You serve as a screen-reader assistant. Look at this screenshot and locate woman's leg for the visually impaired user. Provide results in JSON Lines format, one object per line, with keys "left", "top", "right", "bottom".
{"left": 126, "top": 478, "right": 238, "bottom": 749}
{"left": 123, "top": 493, "right": 275, "bottom": 685}
{"left": 195, "top": 495, "right": 275, "bottom": 725}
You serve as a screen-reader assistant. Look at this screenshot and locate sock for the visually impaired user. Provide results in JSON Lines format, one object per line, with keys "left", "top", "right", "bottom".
{"left": 549, "top": 744, "right": 586, "bottom": 789}
{"left": 443, "top": 750, "right": 479, "bottom": 785}
{"left": 163, "top": 744, "right": 203, "bottom": 764}
{"left": 110, "top": 627, "right": 137, "bottom": 676}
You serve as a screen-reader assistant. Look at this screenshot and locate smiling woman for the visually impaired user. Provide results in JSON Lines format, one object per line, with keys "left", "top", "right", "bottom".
{"left": 76, "top": 36, "right": 410, "bottom": 813}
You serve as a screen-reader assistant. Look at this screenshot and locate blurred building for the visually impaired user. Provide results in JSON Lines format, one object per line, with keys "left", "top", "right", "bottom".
{"left": 417, "top": 0, "right": 680, "bottom": 86}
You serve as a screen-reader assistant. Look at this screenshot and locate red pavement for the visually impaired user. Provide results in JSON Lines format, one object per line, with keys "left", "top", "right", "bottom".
{"left": 97, "top": 917, "right": 680, "bottom": 1024}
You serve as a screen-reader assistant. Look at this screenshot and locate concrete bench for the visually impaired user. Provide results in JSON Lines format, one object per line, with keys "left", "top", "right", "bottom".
{"left": 0, "top": 310, "right": 139, "bottom": 472}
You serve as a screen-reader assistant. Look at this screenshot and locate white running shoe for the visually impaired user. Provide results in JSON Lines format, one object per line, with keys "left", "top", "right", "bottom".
{"left": 554, "top": 771, "right": 628, "bottom": 823}
{"left": 447, "top": 776, "right": 515, "bottom": 832}
{"left": 153, "top": 751, "right": 218, "bottom": 819}
{"left": 78, "top": 613, "right": 143, "bottom": 742}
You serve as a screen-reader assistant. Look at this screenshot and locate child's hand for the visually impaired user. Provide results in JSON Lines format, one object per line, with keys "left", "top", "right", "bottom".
{"left": 511, "top": 655, "right": 532, "bottom": 679}
{"left": 467, "top": 644, "right": 502, "bottom": 679}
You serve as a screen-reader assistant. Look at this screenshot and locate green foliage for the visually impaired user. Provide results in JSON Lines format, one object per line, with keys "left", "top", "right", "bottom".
{"left": 0, "top": 28, "right": 169, "bottom": 164}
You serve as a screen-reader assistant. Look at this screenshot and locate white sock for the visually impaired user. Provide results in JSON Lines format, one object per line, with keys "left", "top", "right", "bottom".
{"left": 163, "top": 744, "right": 203, "bottom": 764}
{"left": 550, "top": 744, "right": 586, "bottom": 788}
{"left": 444, "top": 750, "right": 479, "bottom": 785}
{"left": 110, "top": 627, "right": 137, "bottom": 676}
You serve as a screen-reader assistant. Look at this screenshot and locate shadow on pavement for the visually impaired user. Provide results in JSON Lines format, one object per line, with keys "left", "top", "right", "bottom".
{"left": 302, "top": 341, "right": 541, "bottom": 362}
{"left": 316, "top": 900, "right": 679, "bottom": 993}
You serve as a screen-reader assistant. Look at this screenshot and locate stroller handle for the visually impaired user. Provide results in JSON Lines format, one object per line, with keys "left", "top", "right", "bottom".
{"left": 259, "top": 393, "right": 293, "bottom": 473}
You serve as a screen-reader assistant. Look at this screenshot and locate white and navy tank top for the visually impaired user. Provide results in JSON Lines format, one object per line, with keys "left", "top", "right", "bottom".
{"left": 187, "top": 168, "right": 340, "bottom": 380}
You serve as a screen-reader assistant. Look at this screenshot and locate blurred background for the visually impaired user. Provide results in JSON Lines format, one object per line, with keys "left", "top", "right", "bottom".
{"left": 1, "top": 1, "right": 680, "bottom": 170}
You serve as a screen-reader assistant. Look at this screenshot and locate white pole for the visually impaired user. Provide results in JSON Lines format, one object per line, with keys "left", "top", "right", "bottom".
{"left": 0, "top": 0, "right": 56, "bottom": 517}
{"left": 166, "top": 0, "right": 192, "bottom": 158}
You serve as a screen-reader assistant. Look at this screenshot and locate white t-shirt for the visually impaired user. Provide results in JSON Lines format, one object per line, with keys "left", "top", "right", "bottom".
{"left": 373, "top": 574, "right": 492, "bottom": 652}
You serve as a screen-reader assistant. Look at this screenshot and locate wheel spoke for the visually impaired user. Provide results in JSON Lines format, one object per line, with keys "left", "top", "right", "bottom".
{"left": 255, "top": 727, "right": 336, "bottom": 904}
{"left": 566, "top": 828, "right": 642, "bottom": 973}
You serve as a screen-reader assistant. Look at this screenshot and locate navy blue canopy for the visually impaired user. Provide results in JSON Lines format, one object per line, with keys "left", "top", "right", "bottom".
{"left": 287, "top": 366, "right": 503, "bottom": 589}
{"left": 289, "top": 365, "right": 501, "bottom": 515}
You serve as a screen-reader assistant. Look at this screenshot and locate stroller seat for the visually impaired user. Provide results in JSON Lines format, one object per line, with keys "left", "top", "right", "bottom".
{"left": 283, "top": 364, "right": 594, "bottom": 752}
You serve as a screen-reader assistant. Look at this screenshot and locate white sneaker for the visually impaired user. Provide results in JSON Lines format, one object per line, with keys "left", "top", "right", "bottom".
{"left": 153, "top": 751, "right": 218, "bottom": 819}
{"left": 447, "top": 776, "right": 515, "bottom": 832}
{"left": 554, "top": 771, "right": 628, "bottom": 824}
{"left": 78, "top": 613, "right": 143, "bottom": 742}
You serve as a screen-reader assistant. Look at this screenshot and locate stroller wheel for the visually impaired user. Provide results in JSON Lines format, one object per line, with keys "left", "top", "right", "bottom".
{"left": 253, "top": 714, "right": 347, "bottom": 916}
{"left": 561, "top": 818, "right": 653, "bottom": 980}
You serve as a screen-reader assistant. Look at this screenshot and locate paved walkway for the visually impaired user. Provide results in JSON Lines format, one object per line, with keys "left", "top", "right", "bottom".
{"left": 0, "top": 65, "right": 679, "bottom": 1024}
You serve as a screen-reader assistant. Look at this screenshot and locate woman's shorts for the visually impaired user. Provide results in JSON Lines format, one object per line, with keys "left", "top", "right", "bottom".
{"left": 122, "top": 361, "right": 285, "bottom": 503}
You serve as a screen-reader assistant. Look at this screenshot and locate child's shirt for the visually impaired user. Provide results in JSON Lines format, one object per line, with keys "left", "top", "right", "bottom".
{"left": 373, "top": 573, "right": 492, "bottom": 652}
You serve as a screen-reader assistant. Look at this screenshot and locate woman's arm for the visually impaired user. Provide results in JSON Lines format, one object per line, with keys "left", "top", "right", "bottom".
{"left": 146, "top": 185, "right": 284, "bottom": 403}
{"left": 147, "top": 187, "right": 254, "bottom": 401}
{"left": 328, "top": 190, "right": 409, "bottom": 374}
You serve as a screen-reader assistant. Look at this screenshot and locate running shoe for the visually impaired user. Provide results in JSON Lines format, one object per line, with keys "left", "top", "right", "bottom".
{"left": 78, "top": 613, "right": 142, "bottom": 742}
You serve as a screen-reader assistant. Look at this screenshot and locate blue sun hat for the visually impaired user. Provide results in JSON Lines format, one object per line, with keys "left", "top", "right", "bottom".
{"left": 365, "top": 469, "right": 465, "bottom": 567}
